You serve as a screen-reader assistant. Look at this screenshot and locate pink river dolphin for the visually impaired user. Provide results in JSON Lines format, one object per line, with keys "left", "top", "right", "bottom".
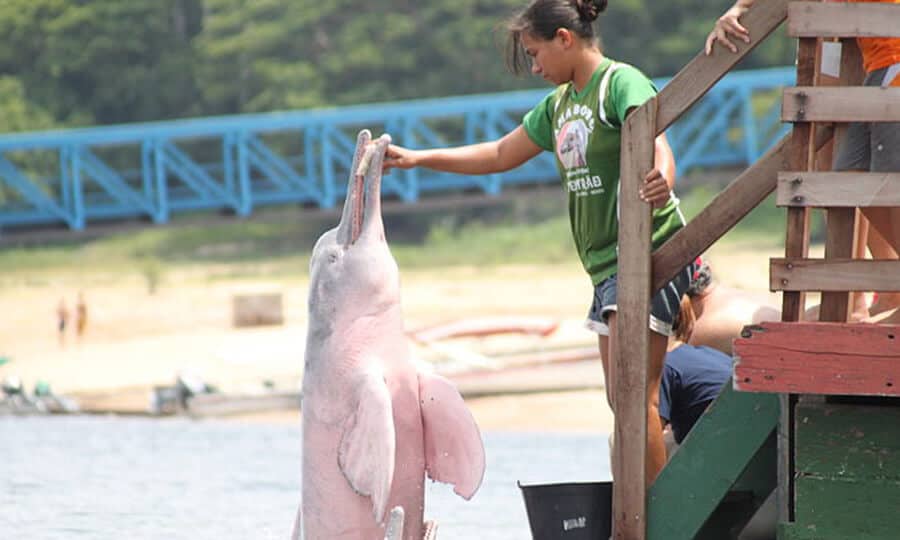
{"left": 293, "top": 130, "right": 486, "bottom": 540}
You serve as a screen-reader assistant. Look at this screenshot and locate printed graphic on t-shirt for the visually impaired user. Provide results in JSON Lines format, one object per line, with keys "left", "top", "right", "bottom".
{"left": 555, "top": 105, "right": 604, "bottom": 197}
{"left": 557, "top": 119, "right": 588, "bottom": 169}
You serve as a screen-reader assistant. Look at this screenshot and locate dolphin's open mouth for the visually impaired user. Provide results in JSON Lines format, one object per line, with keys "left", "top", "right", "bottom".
{"left": 349, "top": 144, "right": 378, "bottom": 245}
{"left": 336, "top": 131, "right": 389, "bottom": 248}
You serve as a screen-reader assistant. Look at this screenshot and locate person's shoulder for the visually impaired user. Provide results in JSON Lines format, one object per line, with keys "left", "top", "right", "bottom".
{"left": 607, "top": 61, "right": 652, "bottom": 84}
{"left": 668, "top": 344, "right": 731, "bottom": 368}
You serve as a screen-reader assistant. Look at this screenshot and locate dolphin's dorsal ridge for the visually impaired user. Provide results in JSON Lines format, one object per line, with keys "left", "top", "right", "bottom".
{"left": 417, "top": 371, "right": 486, "bottom": 499}
{"left": 338, "top": 368, "right": 396, "bottom": 522}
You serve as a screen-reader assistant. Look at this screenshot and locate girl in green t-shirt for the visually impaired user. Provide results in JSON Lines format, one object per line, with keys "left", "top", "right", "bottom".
{"left": 384, "top": 0, "right": 693, "bottom": 485}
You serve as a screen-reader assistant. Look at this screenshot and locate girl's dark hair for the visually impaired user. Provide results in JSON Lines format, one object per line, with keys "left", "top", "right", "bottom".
{"left": 505, "top": 0, "right": 608, "bottom": 74}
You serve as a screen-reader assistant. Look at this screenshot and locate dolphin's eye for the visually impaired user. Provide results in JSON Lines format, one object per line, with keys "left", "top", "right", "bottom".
{"left": 328, "top": 252, "right": 338, "bottom": 264}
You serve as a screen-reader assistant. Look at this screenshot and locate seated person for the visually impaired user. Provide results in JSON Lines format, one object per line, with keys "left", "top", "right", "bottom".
{"left": 658, "top": 341, "right": 732, "bottom": 452}
{"left": 684, "top": 259, "right": 780, "bottom": 355}
{"left": 610, "top": 294, "right": 734, "bottom": 460}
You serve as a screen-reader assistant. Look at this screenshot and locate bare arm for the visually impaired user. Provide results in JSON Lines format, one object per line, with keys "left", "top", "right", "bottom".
{"left": 624, "top": 101, "right": 677, "bottom": 208}
{"left": 705, "top": 0, "right": 756, "bottom": 55}
{"left": 639, "top": 133, "right": 677, "bottom": 209}
{"left": 383, "top": 125, "right": 542, "bottom": 175}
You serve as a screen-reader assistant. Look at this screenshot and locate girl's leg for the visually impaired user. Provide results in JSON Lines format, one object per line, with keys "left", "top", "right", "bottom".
{"left": 598, "top": 334, "right": 613, "bottom": 409}
{"left": 606, "top": 312, "right": 669, "bottom": 486}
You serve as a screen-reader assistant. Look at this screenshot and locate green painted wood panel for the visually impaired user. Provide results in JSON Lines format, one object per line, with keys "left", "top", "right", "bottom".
{"left": 794, "top": 476, "right": 900, "bottom": 536}
{"left": 648, "top": 384, "right": 779, "bottom": 539}
{"left": 778, "top": 521, "right": 889, "bottom": 540}
{"left": 786, "top": 402, "right": 900, "bottom": 539}
{"left": 795, "top": 402, "right": 900, "bottom": 480}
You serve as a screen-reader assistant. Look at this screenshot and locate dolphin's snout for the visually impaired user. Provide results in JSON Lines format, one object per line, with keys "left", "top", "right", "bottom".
{"left": 338, "top": 133, "right": 391, "bottom": 247}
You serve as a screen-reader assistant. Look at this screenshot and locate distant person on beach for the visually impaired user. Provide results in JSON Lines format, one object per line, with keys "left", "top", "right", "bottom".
{"left": 75, "top": 291, "right": 88, "bottom": 338}
{"left": 385, "top": 0, "right": 695, "bottom": 486}
{"left": 56, "top": 298, "right": 69, "bottom": 346}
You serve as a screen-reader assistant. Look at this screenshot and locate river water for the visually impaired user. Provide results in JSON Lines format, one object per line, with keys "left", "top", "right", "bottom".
{"left": 1, "top": 415, "right": 610, "bottom": 539}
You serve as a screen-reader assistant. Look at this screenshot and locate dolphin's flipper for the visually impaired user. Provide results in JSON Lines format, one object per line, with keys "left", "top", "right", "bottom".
{"left": 383, "top": 506, "right": 404, "bottom": 540}
{"left": 423, "top": 520, "right": 438, "bottom": 540}
{"left": 338, "top": 368, "right": 396, "bottom": 523}
{"left": 417, "top": 371, "right": 486, "bottom": 499}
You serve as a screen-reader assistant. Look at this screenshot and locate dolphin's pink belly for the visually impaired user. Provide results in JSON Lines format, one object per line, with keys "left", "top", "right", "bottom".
{"left": 302, "top": 365, "right": 426, "bottom": 540}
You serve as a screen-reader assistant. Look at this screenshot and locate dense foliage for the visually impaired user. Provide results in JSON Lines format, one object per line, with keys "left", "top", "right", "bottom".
{"left": 0, "top": 0, "right": 793, "bottom": 132}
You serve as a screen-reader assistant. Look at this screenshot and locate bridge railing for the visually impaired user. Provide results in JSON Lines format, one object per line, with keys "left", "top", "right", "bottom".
{"left": 0, "top": 67, "right": 794, "bottom": 231}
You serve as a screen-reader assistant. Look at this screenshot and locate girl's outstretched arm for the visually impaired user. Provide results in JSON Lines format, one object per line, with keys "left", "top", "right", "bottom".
{"left": 383, "top": 125, "right": 542, "bottom": 176}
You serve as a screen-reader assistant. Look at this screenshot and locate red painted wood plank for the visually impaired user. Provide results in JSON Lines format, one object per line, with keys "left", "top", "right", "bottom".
{"left": 733, "top": 322, "right": 900, "bottom": 396}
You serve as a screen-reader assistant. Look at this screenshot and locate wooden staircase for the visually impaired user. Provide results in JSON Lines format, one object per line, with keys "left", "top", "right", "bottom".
{"left": 613, "top": 2, "right": 900, "bottom": 538}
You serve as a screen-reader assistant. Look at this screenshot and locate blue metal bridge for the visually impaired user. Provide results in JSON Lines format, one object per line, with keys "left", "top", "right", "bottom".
{"left": 0, "top": 67, "right": 794, "bottom": 232}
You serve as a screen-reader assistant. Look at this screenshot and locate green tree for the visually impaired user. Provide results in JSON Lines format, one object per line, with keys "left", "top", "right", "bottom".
{"left": 0, "top": 0, "right": 203, "bottom": 126}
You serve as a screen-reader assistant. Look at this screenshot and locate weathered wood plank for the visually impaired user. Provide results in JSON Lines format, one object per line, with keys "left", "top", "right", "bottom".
{"left": 734, "top": 322, "right": 900, "bottom": 396}
{"left": 795, "top": 477, "right": 900, "bottom": 537}
{"left": 652, "top": 125, "right": 832, "bottom": 292}
{"left": 788, "top": 2, "right": 900, "bottom": 38}
{"left": 819, "top": 208, "right": 857, "bottom": 322}
{"left": 651, "top": 135, "right": 789, "bottom": 293}
{"left": 778, "top": 521, "right": 895, "bottom": 540}
{"left": 771, "top": 258, "right": 900, "bottom": 291}
{"left": 818, "top": 36, "right": 865, "bottom": 324}
{"left": 778, "top": 36, "right": 818, "bottom": 526}
{"left": 783, "top": 87, "right": 900, "bottom": 123}
{"left": 647, "top": 385, "right": 778, "bottom": 540}
{"left": 777, "top": 172, "right": 900, "bottom": 207}
{"left": 613, "top": 97, "right": 655, "bottom": 540}
{"left": 781, "top": 37, "right": 817, "bottom": 324}
{"left": 655, "top": 0, "right": 788, "bottom": 133}
{"left": 795, "top": 401, "right": 900, "bottom": 480}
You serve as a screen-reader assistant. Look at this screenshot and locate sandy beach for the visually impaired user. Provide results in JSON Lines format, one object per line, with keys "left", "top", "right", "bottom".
{"left": 0, "top": 240, "right": 787, "bottom": 432}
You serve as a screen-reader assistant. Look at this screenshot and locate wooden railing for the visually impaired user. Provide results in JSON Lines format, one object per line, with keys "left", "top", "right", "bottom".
{"left": 616, "top": 1, "right": 900, "bottom": 538}
{"left": 613, "top": 1, "right": 793, "bottom": 537}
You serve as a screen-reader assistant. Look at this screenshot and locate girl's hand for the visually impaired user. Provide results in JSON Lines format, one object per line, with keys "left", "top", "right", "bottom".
{"left": 383, "top": 144, "right": 419, "bottom": 171}
{"left": 705, "top": 4, "right": 751, "bottom": 55}
{"left": 639, "top": 168, "right": 671, "bottom": 209}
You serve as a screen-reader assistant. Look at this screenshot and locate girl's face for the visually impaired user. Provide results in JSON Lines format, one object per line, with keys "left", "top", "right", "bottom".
{"left": 520, "top": 31, "right": 572, "bottom": 86}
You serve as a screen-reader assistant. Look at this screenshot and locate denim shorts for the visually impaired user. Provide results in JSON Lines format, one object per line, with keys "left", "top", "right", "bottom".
{"left": 585, "top": 261, "right": 696, "bottom": 337}
{"left": 833, "top": 63, "right": 900, "bottom": 172}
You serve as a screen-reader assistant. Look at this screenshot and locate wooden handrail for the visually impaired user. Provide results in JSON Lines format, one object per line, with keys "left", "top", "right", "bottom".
{"left": 655, "top": 0, "right": 790, "bottom": 134}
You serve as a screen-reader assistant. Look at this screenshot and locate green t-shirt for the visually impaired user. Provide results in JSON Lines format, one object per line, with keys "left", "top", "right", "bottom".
{"left": 522, "top": 58, "right": 685, "bottom": 285}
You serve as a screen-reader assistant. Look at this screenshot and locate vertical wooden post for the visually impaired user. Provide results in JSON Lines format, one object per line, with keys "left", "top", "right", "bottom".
{"left": 779, "top": 34, "right": 819, "bottom": 523}
{"left": 819, "top": 38, "right": 866, "bottom": 322}
{"left": 613, "top": 98, "right": 657, "bottom": 540}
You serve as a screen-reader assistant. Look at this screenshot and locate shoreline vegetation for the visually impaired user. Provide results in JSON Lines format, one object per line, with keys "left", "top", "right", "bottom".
{"left": 0, "top": 185, "right": 818, "bottom": 428}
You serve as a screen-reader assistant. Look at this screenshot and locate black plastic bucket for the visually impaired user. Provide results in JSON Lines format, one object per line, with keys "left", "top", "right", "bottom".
{"left": 518, "top": 481, "right": 612, "bottom": 539}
